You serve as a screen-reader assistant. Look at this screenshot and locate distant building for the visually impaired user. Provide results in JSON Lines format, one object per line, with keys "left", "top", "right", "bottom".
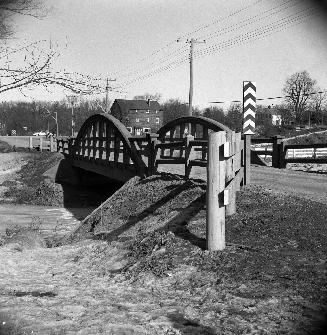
{"left": 110, "top": 99, "right": 163, "bottom": 135}
{"left": 256, "top": 106, "right": 282, "bottom": 126}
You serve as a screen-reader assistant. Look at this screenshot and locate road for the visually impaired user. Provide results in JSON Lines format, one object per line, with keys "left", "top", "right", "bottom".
{"left": 251, "top": 165, "right": 327, "bottom": 204}
{"left": 158, "top": 163, "right": 327, "bottom": 205}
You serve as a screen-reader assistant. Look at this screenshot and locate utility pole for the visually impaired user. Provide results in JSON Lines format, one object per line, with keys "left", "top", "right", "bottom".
{"left": 105, "top": 78, "right": 116, "bottom": 113}
{"left": 67, "top": 95, "right": 78, "bottom": 136}
{"left": 44, "top": 108, "right": 59, "bottom": 138}
{"left": 177, "top": 37, "right": 206, "bottom": 116}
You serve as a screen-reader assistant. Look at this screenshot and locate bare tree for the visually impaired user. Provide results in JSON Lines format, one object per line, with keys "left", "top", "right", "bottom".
{"left": 0, "top": 0, "right": 45, "bottom": 40}
{"left": 0, "top": 40, "right": 105, "bottom": 96}
{"left": 309, "top": 89, "right": 327, "bottom": 124}
{"left": 0, "top": 1, "right": 107, "bottom": 97}
{"left": 283, "top": 71, "right": 317, "bottom": 123}
{"left": 133, "top": 92, "right": 162, "bottom": 101}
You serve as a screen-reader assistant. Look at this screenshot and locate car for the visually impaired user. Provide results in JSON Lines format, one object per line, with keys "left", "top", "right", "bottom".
{"left": 33, "top": 131, "right": 47, "bottom": 136}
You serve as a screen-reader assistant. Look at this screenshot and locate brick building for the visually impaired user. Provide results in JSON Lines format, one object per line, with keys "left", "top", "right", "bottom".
{"left": 110, "top": 99, "right": 163, "bottom": 135}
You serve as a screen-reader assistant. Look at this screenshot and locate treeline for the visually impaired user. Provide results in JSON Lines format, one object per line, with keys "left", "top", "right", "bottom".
{"left": 0, "top": 97, "right": 245, "bottom": 136}
{"left": 0, "top": 99, "right": 106, "bottom": 136}
{"left": 162, "top": 99, "right": 243, "bottom": 132}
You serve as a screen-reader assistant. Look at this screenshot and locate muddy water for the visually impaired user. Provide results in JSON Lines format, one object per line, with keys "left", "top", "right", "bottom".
{"left": 0, "top": 204, "right": 94, "bottom": 238}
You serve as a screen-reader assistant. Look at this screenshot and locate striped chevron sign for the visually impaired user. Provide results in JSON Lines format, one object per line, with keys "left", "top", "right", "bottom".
{"left": 243, "top": 81, "right": 256, "bottom": 135}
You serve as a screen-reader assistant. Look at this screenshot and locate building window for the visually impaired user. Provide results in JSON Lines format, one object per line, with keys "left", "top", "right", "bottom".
{"left": 136, "top": 118, "right": 140, "bottom": 123}
{"left": 126, "top": 127, "right": 133, "bottom": 133}
{"left": 147, "top": 118, "right": 150, "bottom": 123}
{"left": 143, "top": 127, "right": 150, "bottom": 133}
{"left": 135, "top": 128, "right": 141, "bottom": 136}
{"left": 156, "top": 117, "right": 160, "bottom": 124}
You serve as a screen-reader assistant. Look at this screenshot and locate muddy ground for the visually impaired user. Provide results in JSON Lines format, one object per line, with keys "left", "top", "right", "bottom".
{"left": 0, "top": 144, "right": 327, "bottom": 334}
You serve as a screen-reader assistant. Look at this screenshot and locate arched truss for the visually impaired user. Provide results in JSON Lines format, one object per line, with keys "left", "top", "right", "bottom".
{"left": 157, "top": 116, "right": 231, "bottom": 139}
{"left": 72, "top": 113, "right": 147, "bottom": 181}
{"left": 157, "top": 116, "right": 231, "bottom": 160}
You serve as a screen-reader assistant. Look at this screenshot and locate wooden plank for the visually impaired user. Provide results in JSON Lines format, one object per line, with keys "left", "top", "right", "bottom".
{"left": 185, "top": 135, "right": 195, "bottom": 179}
{"left": 226, "top": 131, "right": 236, "bottom": 216}
{"left": 105, "top": 123, "right": 111, "bottom": 161}
{"left": 234, "top": 132, "right": 242, "bottom": 173}
{"left": 98, "top": 121, "right": 104, "bottom": 159}
{"left": 191, "top": 122, "right": 196, "bottom": 137}
{"left": 285, "top": 158, "right": 327, "bottom": 164}
{"left": 114, "top": 133, "right": 120, "bottom": 164}
{"left": 188, "top": 159, "right": 207, "bottom": 167}
{"left": 251, "top": 138, "right": 274, "bottom": 144}
{"left": 243, "top": 134, "right": 251, "bottom": 185}
{"left": 206, "top": 131, "right": 226, "bottom": 251}
{"left": 285, "top": 143, "right": 327, "bottom": 150}
{"left": 155, "top": 158, "right": 186, "bottom": 165}
{"left": 189, "top": 140, "right": 208, "bottom": 146}
{"left": 169, "top": 126, "right": 175, "bottom": 157}
{"left": 155, "top": 141, "right": 185, "bottom": 149}
{"left": 202, "top": 126, "right": 208, "bottom": 161}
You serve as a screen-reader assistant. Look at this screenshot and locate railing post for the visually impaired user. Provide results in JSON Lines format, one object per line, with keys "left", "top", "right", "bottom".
{"left": 39, "top": 136, "right": 43, "bottom": 152}
{"left": 50, "top": 136, "right": 54, "bottom": 152}
{"left": 279, "top": 140, "right": 286, "bottom": 168}
{"left": 29, "top": 137, "right": 33, "bottom": 151}
{"left": 185, "top": 134, "right": 195, "bottom": 179}
{"left": 272, "top": 135, "right": 284, "bottom": 168}
{"left": 68, "top": 138, "right": 73, "bottom": 156}
{"left": 226, "top": 131, "right": 236, "bottom": 216}
{"left": 146, "top": 133, "right": 158, "bottom": 176}
{"left": 243, "top": 134, "right": 251, "bottom": 185}
{"left": 206, "top": 131, "right": 226, "bottom": 251}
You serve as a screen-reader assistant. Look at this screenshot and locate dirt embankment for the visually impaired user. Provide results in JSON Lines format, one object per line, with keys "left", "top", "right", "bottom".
{"left": 1, "top": 180, "right": 327, "bottom": 334}
{"left": 1, "top": 142, "right": 327, "bottom": 334}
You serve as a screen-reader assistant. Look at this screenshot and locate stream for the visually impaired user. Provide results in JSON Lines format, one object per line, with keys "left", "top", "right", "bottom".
{"left": 0, "top": 204, "right": 95, "bottom": 238}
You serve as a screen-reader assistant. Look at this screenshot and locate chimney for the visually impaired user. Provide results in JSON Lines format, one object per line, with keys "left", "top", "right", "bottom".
{"left": 147, "top": 98, "right": 151, "bottom": 106}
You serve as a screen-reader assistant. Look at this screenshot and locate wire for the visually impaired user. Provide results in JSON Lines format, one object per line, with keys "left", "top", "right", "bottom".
{"left": 107, "top": 0, "right": 265, "bottom": 79}
{"left": 194, "top": 6, "right": 317, "bottom": 58}
{"left": 197, "top": 0, "right": 300, "bottom": 41}
{"left": 210, "top": 90, "right": 327, "bottom": 104}
{"left": 116, "top": 7, "right": 318, "bottom": 89}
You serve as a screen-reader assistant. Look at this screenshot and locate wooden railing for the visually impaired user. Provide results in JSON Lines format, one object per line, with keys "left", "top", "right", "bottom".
{"left": 251, "top": 135, "right": 327, "bottom": 168}
{"left": 57, "top": 137, "right": 74, "bottom": 156}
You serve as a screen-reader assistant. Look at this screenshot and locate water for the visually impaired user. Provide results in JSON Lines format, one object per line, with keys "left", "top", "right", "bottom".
{"left": 0, "top": 204, "right": 94, "bottom": 238}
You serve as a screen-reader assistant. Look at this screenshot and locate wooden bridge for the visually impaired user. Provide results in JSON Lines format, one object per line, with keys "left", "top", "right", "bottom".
{"left": 57, "top": 113, "right": 248, "bottom": 184}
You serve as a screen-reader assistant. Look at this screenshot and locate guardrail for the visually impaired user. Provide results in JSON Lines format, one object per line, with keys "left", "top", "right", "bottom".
{"left": 251, "top": 135, "right": 327, "bottom": 168}
{"left": 29, "top": 136, "right": 56, "bottom": 152}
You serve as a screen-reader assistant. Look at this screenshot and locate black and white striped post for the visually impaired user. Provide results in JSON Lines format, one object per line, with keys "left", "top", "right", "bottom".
{"left": 243, "top": 81, "right": 256, "bottom": 185}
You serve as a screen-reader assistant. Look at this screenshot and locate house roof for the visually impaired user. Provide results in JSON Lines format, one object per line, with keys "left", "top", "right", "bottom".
{"left": 113, "top": 99, "right": 161, "bottom": 111}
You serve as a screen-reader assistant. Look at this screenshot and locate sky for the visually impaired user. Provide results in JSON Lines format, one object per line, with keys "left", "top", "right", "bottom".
{"left": 1, "top": 0, "right": 327, "bottom": 109}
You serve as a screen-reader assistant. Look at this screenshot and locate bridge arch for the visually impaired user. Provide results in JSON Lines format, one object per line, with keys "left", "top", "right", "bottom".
{"left": 156, "top": 116, "right": 231, "bottom": 162}
{"left": 71, "top": 113, "right": 147, "bottom": 181}
{"left": 157, "top": 115, "right": 231, "bottom": 139}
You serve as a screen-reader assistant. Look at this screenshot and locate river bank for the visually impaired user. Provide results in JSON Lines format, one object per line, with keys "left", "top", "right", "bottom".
{"left": 0, "top": 144, "right": 326, "bottom": 334}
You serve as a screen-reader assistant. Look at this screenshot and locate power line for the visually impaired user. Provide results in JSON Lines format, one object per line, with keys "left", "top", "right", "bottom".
{"left": 114, "top": 1, "right": 294, "bottom": 84}
{"left": 197, "top": 0, "right": 300, "bottom": 41}
{"left": 116, "top": 7, "right": 317, "bottom": 89}
{"left": 107, "top": 0, "right": 265, "bottom": 80}
{"left": 210, "top": 90, "right": 327, "bottom": 104}
{"left": 194, "top": 6, "right": 317, "bottom": 59}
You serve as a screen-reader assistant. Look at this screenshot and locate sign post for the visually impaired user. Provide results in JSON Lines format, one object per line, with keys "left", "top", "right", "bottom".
{"left": 243, "top": 81, "right": 256, "bottom": 185}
